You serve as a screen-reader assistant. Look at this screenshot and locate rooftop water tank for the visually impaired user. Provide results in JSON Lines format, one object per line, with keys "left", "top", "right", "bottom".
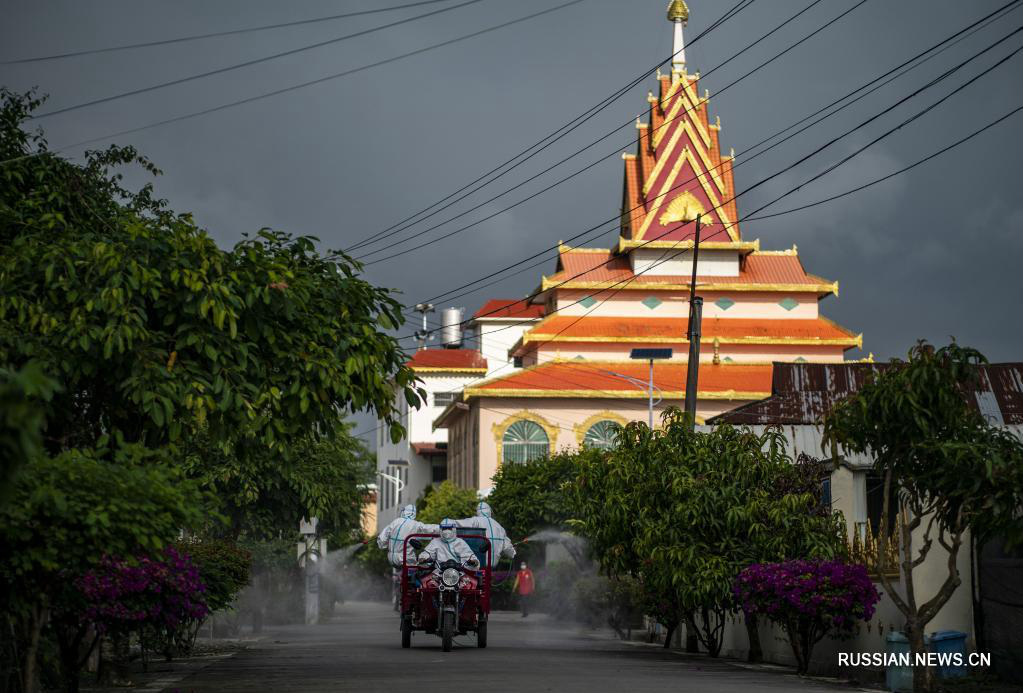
{"left": 441, "top": 307, "right": 463, "bottom": 348}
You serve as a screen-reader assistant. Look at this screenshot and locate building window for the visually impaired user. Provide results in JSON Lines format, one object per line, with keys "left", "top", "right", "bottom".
{"left": 433, "top": 391, "right": 457, "bottom": 407}
{"left": 502, "top": 420, "right": 549, "bottom": 464}
{"left": 432, "top": 462, "right": 447, "bottom": 483}
{"left": 582, "top": 420, "right": 621, "bottom": 449}
{"left": 513, "top": 356, "right": 523, "bottom": 368}
{"left": 820, "top": 477, "right": 832, "bottom": 512}
{"left": 865, "top": 472, "right": 898, "bottom": 536}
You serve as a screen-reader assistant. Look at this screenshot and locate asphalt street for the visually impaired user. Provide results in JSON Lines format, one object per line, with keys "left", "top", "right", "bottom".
{"left": 165, "top": 601, "right": 861, "bottom": 692}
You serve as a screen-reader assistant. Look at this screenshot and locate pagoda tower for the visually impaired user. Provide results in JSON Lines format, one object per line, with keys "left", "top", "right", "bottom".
{"left": 435, "top": 3, "right": 863, "bottom": 491}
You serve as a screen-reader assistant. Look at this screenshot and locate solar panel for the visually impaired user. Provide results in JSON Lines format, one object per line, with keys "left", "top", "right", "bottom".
{"left": 630, "top": 348, "right": 674, "bottom": 360}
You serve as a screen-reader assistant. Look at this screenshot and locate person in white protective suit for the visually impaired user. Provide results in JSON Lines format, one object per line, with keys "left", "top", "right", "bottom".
{"left": 422, "top": 518, "right": 480, "bottom": 573}
{"left": 377, "top": 505, "right": 437, "bottom": 567}
{"left": 455, "top": 501, "right": 516, "bottom": 568}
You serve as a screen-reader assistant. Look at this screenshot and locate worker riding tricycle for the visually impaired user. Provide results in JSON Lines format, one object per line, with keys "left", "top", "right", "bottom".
{"left": 398, "top": 519, "right": 492, "bottom": 652}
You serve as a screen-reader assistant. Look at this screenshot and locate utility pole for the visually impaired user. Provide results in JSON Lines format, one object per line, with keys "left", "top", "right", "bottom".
{"left": 683, "top": 215, "right": 702, "bottom": 430}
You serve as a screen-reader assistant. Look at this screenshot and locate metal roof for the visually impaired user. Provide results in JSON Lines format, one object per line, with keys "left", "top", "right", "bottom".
{"left": 708, "top": 361, "right": 1023, "bottom": 426}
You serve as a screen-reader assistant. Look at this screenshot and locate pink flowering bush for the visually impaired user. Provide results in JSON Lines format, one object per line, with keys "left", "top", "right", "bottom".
{"left": 733, "top": 559, "right": 880, "bottom": 674}
{"left": 78, "top": 546, "right": 209, "bottom": 657}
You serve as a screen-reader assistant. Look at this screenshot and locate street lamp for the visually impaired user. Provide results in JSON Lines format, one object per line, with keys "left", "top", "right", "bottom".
{"left": 630, "top": 348, "right": 674, "bottom": 429}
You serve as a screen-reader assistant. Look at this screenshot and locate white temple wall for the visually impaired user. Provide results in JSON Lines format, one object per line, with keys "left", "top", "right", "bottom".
{"left": 554, "top": 289, "right": 820, "bottom": 320}
{"left": 469, "top": 396, "right": 745, "bottom": 493}
{"left": 530, "top": 343, "right": 848, "bottom": 364}
{"left": 630, "top": 248, "right": 740, "bottom": 277}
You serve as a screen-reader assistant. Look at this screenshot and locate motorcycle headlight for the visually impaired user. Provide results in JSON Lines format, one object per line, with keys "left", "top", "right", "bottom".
{"left": 441, "top": 568, "right": 460, "bottom": 587}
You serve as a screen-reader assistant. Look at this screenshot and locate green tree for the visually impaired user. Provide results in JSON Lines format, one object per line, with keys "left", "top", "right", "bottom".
{"left": 416, "top": 480, "right": 479, "bottom": 524}
{"left": 0, "top": 89, "right": 422, "bottom": 459}
{"left": 0, "top": 362, "right": 58, "bottom": 500}
{"left": 488, "top": 450, "right": 586, "bottom": 541}
{"left": 184, "top": 427, "right": 375, "bottom": 540}
{"left": 824, "top": 342, "right": 1023, "bottom": 693}
{"left": 571, "top": 410, "right": 844, "bottom": 656}
{"left": 0, "top": 445, "right": 206, "bottom": 693}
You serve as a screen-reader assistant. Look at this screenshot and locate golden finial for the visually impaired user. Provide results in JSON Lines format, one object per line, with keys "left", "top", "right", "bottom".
{"left": 667, "top": 0, "right": 689, "bottom": 23}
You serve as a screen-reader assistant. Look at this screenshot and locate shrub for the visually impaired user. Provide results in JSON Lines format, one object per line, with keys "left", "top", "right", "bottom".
{"left": 734, "top": 559, "right": 880, "bottom": 674}
{"left": 175, "top": 538, "right": 251, "bottom": 613}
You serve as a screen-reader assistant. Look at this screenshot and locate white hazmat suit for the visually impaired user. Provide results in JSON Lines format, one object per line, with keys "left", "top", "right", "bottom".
{"left": 455, "top": 501, "right": 516, "bottom": 568}
{"left": 377, "top": 505, "right": 438, "bottom": 567}
{"left": 423, "top": 519, "right": 479, "bottom": 571}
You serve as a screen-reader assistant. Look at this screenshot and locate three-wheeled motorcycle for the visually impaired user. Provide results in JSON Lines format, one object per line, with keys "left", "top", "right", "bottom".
{"left": 399, "top": 528, "right": 491, "bottom": 652}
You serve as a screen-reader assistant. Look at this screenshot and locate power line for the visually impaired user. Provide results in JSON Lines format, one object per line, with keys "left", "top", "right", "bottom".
{"left": 747, "top": 101, "right": 1023, "bottom": 223}
{"left": 341, "top": 0, "right": 760, "bottom": 254}
{"left": 354, "top": 96, "right": 1023, "bottom": 442}
{"left": 397, "top": 2, "right": 1022, "bottom": 330}
{"left": 1, "top": 0, "right": 465, "bottom": 65}
{"left": 31, "top": 0, "right": 487, "bottom": 119}
{"left": 42, "top": 0, "right": 586, "bottom": 150}
{"left": 359, "top": 0, "right": 1018, "bottom": 313}
{"left": 354, "top": 0, "right": 842, "bottom": 262}
{"left": 395, "top": 21, "right": 1023, "bottom": 345}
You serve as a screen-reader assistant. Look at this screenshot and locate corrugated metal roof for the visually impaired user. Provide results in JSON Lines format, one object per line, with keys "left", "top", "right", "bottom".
{"left": 709, "top": 362, "right": 1023, "bottom": 425}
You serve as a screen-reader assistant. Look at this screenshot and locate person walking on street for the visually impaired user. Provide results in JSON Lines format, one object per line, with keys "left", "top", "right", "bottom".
{"left": 512, "top": 562, "right": 535, "bottom": 617}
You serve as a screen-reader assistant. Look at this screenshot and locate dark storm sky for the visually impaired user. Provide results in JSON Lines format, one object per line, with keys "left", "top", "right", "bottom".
{"left": 3, "top": 0, "right": 1022, "bottom": 365}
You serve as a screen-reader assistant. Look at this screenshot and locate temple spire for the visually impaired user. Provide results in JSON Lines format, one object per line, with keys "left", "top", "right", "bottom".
{"left": 667, "top": 0, "right": 689, "bottom": 73}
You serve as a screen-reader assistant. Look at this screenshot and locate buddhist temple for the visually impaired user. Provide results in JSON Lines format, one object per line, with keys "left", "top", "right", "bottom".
{"left": 378, "top": 2, "right": 863, "bottom": 517}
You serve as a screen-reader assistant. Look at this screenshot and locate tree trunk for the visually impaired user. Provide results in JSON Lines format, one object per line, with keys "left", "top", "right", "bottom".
{"left": 908, "top": 623, "right": 935, "bottom": 693}
{"left": 744, "top": 613, "right": 763, "bottom": 663}
{"left": 662, "top": 622, "right": 676, "bottom": 649}
{"left": 21, "top": 605, "right": 47, "bottom": 693}
{"left": 684, "top": 612, "right": 699, "bottom": 652}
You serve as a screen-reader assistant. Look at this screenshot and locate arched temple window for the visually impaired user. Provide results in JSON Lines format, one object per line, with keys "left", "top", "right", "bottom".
{"left": 502, "top": 420, "right": 549, "bottom": 464}
{"left": 582, "top": 420, "right": 621, "bottom": 449}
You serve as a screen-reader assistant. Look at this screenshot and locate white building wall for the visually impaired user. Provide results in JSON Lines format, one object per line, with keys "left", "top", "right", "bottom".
{"left": 630, "top": 248, "right": 740, "bottom": 277}
{"left": 376, "top": 370, "right": 485, "bottom": 530}
{"left": 554, "top": 290, "right": 820, "bottom": 320}
{"left": 470, "top": 318, "right": 538, "bottom": 376}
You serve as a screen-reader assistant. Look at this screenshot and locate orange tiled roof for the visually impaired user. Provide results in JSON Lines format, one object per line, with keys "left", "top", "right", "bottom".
{"left": 472, "top": 299, "right": 545, "bottom": 320}
{"left": 545, "top": 248, "right": 834, "bottom": 290}
{"left": 464, "top": 360, "right": 773, "bottom": 399}
{"left": 520, "top": 316, "right": 859, "bottom": 344}
{"left": 406, "top": 349, "right": 487, "bottom": 372}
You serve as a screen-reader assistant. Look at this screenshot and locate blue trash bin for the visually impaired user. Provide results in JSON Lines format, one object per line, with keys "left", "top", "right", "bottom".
{"left": 930, "top": 631, "right": 968, "bottom": 680}
{"left": 886, "top": 632, "right": 914, "bottom": 693}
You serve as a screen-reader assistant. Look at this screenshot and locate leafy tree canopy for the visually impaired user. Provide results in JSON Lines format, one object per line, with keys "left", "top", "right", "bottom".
{"left": 488, "top": 449, "right": 585, "bottom": 540}
{"left": 186, "top": 427, "right": 375, "bottom": 539}
{"left": 0, "top": 89, "right": 422, "bottom": 459}
{"left": 824, "top": 341, "right": 1023, "bottom": 546}
{"left": 571, "top": 409, "right": 844, "bottom": 655}
{"left": 0, "top": 362, "right": 59, "bottom": 498}
{"left": 416, "top": 480, "right": 479, "bottom": 524}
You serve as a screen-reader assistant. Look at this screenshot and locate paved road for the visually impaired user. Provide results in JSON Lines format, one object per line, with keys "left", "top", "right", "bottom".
{"left": 170, "top": 601, "right": 855, "bottom": 692}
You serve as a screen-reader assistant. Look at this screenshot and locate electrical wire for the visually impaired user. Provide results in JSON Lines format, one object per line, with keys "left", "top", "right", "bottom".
{"left": 1, "top": 0, "right": 467, "bottom": 65}
{"left": 354, "top": 0, "right": 844, "bottom": 262}
{"left": 389, "top": 24, "right": 1023, "bottom": 385}
{"left": 31, "top": 0, "right": 488, "bottom": 119}
{"left": 392, "top": 0, "right": 1021, "bottom": 314}
{"left": 392, "top": 5, "right": 1023, "bottom": 337}
{"left": 39, "top": 0, "right": 587, "bottom": 150}
{"left": 341, "top": 0, "right": 760, "bottom": 254}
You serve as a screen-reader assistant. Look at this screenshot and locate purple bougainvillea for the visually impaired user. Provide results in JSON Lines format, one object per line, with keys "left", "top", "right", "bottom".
{"left": 734, "top": 559, "right": 880, "bottom": 674}
{"left": 78, "top": 546, "right": 209, "bottom": 634}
